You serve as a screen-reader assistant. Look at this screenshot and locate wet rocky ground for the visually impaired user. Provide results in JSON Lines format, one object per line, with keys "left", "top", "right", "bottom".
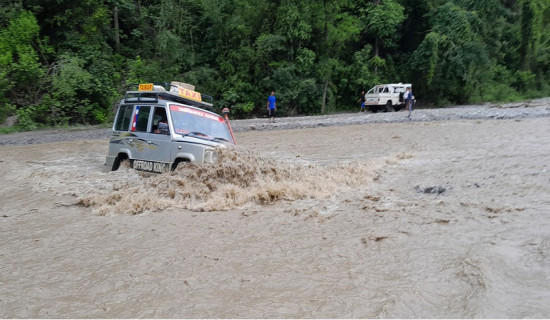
{"left": 1, "top": 98, "right": 549, "bottom": 146}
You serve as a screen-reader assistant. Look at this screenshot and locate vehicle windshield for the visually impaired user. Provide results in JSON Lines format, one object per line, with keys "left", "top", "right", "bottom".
{"left": 169, "top": 104, "right": 234, "bottom": 144}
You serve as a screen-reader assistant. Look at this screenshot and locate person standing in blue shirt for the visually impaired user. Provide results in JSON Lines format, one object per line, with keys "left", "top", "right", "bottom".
{"left": 357, "top": 90, "right": 366, "bottom": 112}
{"left": 404, "top": 87, "right": 414, "bottom": 118}
{"left": 267, "top": 90, "right": 277, "bottom": 123}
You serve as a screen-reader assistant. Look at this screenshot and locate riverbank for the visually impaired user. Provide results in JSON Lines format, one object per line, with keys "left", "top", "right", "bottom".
{"left": 1, "top": 98, "right": 550, "bottom": 145}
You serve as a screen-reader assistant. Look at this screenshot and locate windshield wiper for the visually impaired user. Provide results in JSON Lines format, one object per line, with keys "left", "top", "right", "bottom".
{"left": 182, "top": 131, "right": 208, "bottom": 137}
{"left": 213, "top": 136, "right": 230, "bottom": 142}
{"left": 182, "top": 132, "right": 229, "bottom": 142}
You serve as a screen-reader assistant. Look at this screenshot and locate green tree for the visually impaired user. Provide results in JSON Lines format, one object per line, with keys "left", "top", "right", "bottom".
{"left": 263, "top": 0, "right": 319, "bottom": 115}
{"left": 361, "top": 0, "right": 405, "bottom": 75}
{"left": 409, "top": 2, "right": 490, "bottom": 104}
{"left": 314, "top": 0, "right": 360, "bottom": 113}
{"left": 0, "top": 10, "right": 50, "bottom": 124}
{"left": 1, "top": 0, "right": 549, "bottom": 128}
{"left": 519, "top": 0, "right": 550, "bottom": 88}
{"left": 352, "top": 44, "right": 383, "bottom": 89}
{"left": 44, "top": 55, "right": 94, "bottom": 125}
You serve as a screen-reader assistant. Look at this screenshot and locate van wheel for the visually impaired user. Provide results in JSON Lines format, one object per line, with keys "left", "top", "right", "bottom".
{"left": 112, "top": 158, "right": 120, "bottom": 171}
{"left": 171, "top": 159, "right": 189, "bottom": 171}
{"left": 112, "top": 154, "right": 128, "bottom": 171}
{"left": 385, "top": 101, "right": 394, "bottom": 112}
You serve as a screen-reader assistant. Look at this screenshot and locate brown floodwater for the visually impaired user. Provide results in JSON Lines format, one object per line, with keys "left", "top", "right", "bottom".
{"left": 1, "top": 118, "right": 549, "bottom": 318}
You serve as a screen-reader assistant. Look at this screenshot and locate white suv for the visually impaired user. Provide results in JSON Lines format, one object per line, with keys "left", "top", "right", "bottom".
{"left": 364, "top": 83, "right": 411, "bottom": 112}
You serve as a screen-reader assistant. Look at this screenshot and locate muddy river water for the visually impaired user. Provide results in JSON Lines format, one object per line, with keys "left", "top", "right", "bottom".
{"left": 1, "top": 118, "right": 550, "bottom": 318}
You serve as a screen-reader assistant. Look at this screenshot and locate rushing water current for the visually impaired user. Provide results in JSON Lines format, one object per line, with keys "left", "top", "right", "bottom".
{"left": 1, "top": 118, "right": 550, "bottom": 318}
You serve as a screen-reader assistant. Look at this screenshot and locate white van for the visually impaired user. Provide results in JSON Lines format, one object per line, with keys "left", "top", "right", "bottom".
{"left": 364, "top": 83, "right": 411, "bottom": 112}
{"left": 105, "top": 82, "right": 236, "bottom": 173}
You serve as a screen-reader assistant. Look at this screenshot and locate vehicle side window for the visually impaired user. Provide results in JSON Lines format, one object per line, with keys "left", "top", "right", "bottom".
{"left": 153, "top": 107, "right": 170, "bottom": 134}
{"left": 134, "top": 106, "right": 151, "bottom": 132}
{"left": 115, "top": 105, "right": 134, "bottom": 131}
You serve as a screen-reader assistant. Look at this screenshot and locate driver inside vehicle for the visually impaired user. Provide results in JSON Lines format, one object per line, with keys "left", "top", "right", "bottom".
{"left": 155, "top": 118, "right": 169, "bottom": 134}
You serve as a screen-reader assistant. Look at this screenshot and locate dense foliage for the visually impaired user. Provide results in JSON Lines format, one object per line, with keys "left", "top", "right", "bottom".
{"left": 1, "top": 0, "right": 549, "bottom": 128}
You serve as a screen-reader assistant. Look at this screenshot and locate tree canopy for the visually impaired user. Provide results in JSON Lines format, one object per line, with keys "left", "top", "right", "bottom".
{"left": 1, "top": 0, "right": 549, "bottom": 129}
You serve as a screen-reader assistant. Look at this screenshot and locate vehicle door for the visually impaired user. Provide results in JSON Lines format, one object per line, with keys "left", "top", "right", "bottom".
{"left": 394, "top": 86, "right": 406, "bottom": 103}
{"left": 126, "top": 105, "right": 154, "bottom": 164}
{"left": 379, "top": 85, "right": 392, "bottom": 104}
{"left": 364, "top": 86, "right": 379, "bottom": 105}
{"left": 145, "top": 106, "right": 172, "bottom": 171}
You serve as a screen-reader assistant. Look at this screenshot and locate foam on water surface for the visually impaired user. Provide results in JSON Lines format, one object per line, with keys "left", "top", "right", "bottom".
{"left": 74, "top": 146, "right": 384, "bottom": 214}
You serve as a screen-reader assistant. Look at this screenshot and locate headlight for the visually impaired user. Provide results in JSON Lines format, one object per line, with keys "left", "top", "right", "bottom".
{"left": 204, "top": 149, "right": 218, "bottom": 164}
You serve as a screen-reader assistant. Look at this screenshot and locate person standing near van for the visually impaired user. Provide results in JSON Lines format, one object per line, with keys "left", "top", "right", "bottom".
{"left": 404, "top": 87, "right": 414, "bottom": 118}
{"left": 358, "top": 90, "right": 366, "bottom": 112}
{"left": 267, "top": 90, "right": 277, "bottom": 123}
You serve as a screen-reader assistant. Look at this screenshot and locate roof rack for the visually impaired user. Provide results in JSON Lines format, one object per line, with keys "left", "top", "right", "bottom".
{"left": 124, "top": 82, "right": 214, "bottom": 110}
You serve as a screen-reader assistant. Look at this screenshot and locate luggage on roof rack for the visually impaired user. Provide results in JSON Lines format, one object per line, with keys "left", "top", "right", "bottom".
{"left": 124, "top": 82, "right": 214, "bottom": 110}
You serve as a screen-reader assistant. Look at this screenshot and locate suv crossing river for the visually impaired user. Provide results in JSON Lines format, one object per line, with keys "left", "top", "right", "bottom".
{"left": 105, "top": 82, "right": 236, "bottom": 173}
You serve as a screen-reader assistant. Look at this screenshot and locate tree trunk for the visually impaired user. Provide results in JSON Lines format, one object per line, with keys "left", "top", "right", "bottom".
{"left": 323, "top": 0, "right": 328, "bottom": 42}
{"left": 114, "top": 6, "right": 120, "bottom": 53}
{"left": 321, "top": 78, "right": 329, "bottom": 114}
{"left": 374, "top": 38, "right": 379, "bottom": 75}
{"left": 190, "top": 29, "right": 195, "bottom": 66}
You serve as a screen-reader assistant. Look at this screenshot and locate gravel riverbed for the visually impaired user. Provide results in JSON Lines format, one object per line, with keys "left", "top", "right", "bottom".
{"left": 1, "top": 98, "right": 550, "bottom": 145}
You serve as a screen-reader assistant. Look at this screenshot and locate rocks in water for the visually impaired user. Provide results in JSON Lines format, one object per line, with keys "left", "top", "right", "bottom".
{"left": 415, "top": 185, "right": 446, "bottom": 194}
